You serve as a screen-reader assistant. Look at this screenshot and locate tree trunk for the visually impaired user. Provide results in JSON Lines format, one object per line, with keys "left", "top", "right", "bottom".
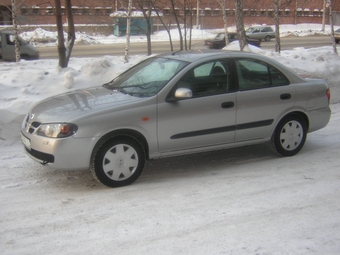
{"left": 221, "top": 0, "right": 229, "bottom": 46}
{"left": 144, "top": 5, "right": 152, "bottom": 56}
{"left": 329, "top": 0, "right": 338, "bottom": 55}
{"left": 11, "top": 0, "right": 20, "bottom": 62}
{"left": 65, "top": 0, "right": 76, "bottom": 65}
{"left": 171, "top": 0, "right": 183, "bottom": 50}
{"left": 55, "top": 0, "right": 67, "bottom": 68}
{"left": 235, "top": 0, "right": 247, "bottom": 51}
{"left": 124, "top": 0, "right": 132, "bottom": 63}
{"left": 274, "top": 0, "right": 281, "bottom": 53}
{"left": 150, "top": 1, "right": 174, "bottom": 52}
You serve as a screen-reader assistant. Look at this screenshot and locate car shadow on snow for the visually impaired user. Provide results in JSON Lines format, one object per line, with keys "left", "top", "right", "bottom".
{"left": 139, "top": 143, "right": 276, "bottom": 185}
{"left": 38, "top": 143, "right": 276, "bottom": 190}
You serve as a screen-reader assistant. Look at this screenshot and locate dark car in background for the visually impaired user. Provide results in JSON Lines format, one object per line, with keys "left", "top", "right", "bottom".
{"left": 204, "top": 32, "right": 261, "bottom": 49}
{"left": 246, "top": 26, "right": 276, "bottom": 41}
{"left": 335, "top": 28, "right": 340, "bottom": 43}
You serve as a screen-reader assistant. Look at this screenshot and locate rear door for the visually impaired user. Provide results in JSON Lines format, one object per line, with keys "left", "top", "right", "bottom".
{"left": 157, "top": 59, "right": 237, "bottom": 153}
{"left": 234, "top": 58, "right": 295, "bottom": 142}
{"left": 2, "top": 33, "right": 16, "bottom": 61}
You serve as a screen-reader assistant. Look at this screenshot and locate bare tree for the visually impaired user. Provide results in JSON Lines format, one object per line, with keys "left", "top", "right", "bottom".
{"left": 124, "top": 0, "right": 133, "bottom": 63}
{"left": 169, "top": 0, "right": 184, "bottom": 50}
{"left": 150, "top": 0, "right": 175, "bottom": 52}
{"left": 235, "top": 0, "right": 247, "bottom": 51}
{"left": 11, "top": 0, "right": 21, "bottom": 62}
{"left": 134, "top": 0, "right": 153, "bottom": 55}
{"left": 329, "top": 0, "right": 338, "bottom": 55}
{"left": 272, "top": 0, "right": 293, "bottom": 53}
{"left": 3, "top": 0, "right": 27, "bottom": 62}
{"left": 216, "top": 0, "right": 229, "bottom": 47}
{"left": 55, "top": 0, "right": 76, "bottom": 68}
{"left": 274, "top": 0, "right": 281, "bottom": 53}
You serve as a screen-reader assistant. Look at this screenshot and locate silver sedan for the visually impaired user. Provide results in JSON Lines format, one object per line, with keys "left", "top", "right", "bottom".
{"left": 21, "top": 51, "right": 331, "bottom": 187}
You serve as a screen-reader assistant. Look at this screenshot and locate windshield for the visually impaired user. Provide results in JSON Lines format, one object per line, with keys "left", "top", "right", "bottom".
{"left": 215, "top": 33, "right": 224, "bottom": 40}
{"left": 103, "top": 57, "right": 189, "bottom": 97}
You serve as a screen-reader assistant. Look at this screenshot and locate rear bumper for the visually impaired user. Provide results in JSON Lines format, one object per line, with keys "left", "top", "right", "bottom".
{"left": 307, "top": 106, "right": 331, "bottom": 133}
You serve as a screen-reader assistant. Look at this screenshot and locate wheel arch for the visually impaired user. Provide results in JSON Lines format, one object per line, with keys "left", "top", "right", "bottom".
{"left": 92, "top": 129, "right": 150, "bottom": 160}
{"left": 278, "top": 111, "right": 309, "bottom": 131}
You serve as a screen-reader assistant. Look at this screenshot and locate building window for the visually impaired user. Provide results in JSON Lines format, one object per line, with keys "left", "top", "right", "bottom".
{"left": 32, "top": 6, "right": 39, "bottom": 15}
{"left": 95, "top": 7, "right": 104, "bottom": 15}
{"left": 21, "top": 7, "right": 28, "bottom": 15}
{"left": 212, "top": 9, "right": 220, "bottom": 16}
{"left": 285, "top": 9, "right": 290, "bottom": 16}
{"left": 45, "top": 7, "right": 54, "bottom": 15}
{"left": 260, "top": 9, "right": 266, "bottom": 16}
{"left": 303, "top": 8, "right": 310, "bottom": 16}
{"left": 267, "top": 9, "right": 274, "bottom": 17}
{"left": 105, "top": 7, "right": 113, "bottom": 15}
{"left": 163, "top": 8, "right": 170, "bottom": 16}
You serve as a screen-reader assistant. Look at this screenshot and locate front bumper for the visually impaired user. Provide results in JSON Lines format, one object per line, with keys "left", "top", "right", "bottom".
{"left": 21, "top": 131, "right": 98, "bottom": 170}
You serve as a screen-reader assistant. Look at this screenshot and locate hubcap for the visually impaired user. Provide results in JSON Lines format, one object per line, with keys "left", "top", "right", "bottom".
{"left": 280, "top": 120, "right": 303, "bottom": 151}
{"left": 102, "top": 144, "right": 138, "bottom": 181}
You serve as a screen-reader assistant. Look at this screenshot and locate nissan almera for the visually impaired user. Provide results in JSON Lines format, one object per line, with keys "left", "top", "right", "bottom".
{"left": 20, "top": 51, "right": 331, "bottom": 187}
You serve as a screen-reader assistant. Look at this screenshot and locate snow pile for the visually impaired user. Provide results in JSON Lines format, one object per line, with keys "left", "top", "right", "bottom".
{"left": 19, "top": 23, "right": 339, "bottom": 47}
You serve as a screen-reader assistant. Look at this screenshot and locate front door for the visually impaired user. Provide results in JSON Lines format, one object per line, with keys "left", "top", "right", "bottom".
{"left": 157, "top": 59, "right": 237, "bottom": 154}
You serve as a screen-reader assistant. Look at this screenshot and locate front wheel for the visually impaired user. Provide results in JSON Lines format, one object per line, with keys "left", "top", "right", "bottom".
{"left": 271, "top": 115, "right": 307, "bottom": 157}
{"left": 90, "top": 136, "right": 146, "bottom": 188}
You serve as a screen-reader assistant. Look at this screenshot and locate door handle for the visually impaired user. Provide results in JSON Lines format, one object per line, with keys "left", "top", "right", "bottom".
{"left": 280, "top": 93, "right": 291, "bottom": 100}
{"left": 221, "top": 102, "right": 234, "bottom": 109}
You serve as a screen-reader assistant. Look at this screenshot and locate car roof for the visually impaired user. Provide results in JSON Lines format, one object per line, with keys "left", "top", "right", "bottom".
{"left": 248, "top": 26, "right": 272, "bottom": 28}
{"left": 156, "top": 50, "right": 254, "bottom": 63}
{"left": 155, "top": 50, "right": 305, "bottom": 83}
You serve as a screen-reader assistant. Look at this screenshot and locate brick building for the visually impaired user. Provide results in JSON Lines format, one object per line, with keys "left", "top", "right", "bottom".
{"left": 1, "top": 0, "right": 339, "bottom": 34}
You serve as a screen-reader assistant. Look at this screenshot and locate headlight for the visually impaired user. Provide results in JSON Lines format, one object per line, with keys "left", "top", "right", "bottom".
{"left": 37, "top": 123, "right": 78, "bottom": 138}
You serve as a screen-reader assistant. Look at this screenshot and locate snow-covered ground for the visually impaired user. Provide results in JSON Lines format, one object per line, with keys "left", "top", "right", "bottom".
{"left": 1, "top": 24, "right": 340, "bottom": 254}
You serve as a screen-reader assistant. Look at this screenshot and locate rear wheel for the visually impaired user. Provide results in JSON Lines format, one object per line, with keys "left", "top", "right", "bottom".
{"left": 21, "top": 54, "right": 31, "bottom": 60}
{"left": 90, "top": 136, "right": 145, "bottom": 187}
{"left": 271, "top": 115, "right": 307, "bottom": 157}
{"left": 264, "top": 35, "right": 271, "bottom": 42}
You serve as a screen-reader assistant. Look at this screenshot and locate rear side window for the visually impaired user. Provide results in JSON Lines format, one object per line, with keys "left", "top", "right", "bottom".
{"left": 235, "top": 58, "right": 290, "bottom": 90}
{"left": 262, "top": 27, "right": 273, "bottom": 32}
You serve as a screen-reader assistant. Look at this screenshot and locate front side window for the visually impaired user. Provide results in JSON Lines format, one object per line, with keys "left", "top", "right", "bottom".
{"left": 104, "top": 57, "right": 188, "bottom": 97}
{"left": 235, "top": 58, "right": 289, "bottom": 90}
{"left": 177, "top": 59, "right": 230, "bottom": 97}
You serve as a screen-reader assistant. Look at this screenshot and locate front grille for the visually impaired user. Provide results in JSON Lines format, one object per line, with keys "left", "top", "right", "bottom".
{"left": 28, "top": 121, "right": 41, "bottom": 134}
{"left": 25, "top": 147, "right": 55, "bottom": 163}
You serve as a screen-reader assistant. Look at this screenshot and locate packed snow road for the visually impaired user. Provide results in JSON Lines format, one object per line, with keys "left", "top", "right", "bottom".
{"left": 1, "top": 104, "right": 339, "bottom": 254}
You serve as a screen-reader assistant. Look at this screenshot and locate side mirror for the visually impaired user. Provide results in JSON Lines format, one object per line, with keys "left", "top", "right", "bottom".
{"left": 166, "top": 88, "right": 193, "bottom": 102}
{"left": 175, "top": 88, "right": 192, "bottom": 98}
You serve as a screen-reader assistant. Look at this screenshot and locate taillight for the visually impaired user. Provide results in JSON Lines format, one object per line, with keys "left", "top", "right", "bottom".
{"left": 326, "top": 89, "right": 330, "bottom": 102}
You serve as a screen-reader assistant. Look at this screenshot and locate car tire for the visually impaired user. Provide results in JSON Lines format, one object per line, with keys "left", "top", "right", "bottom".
{"left": 90, "top": 135, "right": 146, "bottom": 188}
{"left": 271, "top": 115, "right": 307, "bottom": 157}
{"left": 264, "top": 35, "right": 271, "bottom": 42}
{"left": 21, "top": 54, "right": 31, "bottom": 60}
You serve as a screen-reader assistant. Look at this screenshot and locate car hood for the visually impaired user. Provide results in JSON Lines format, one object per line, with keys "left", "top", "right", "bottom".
{"left": 29, "top": 86, "right": 144, "bottom": 123}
